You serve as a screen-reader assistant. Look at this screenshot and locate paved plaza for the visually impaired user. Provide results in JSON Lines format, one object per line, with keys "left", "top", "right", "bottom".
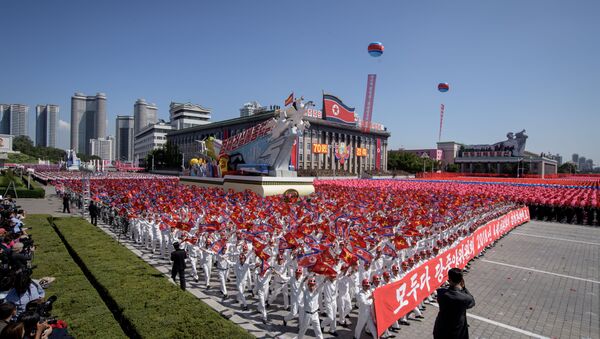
{"left": 21, "top": 187, "right": 600, "bottom": 339}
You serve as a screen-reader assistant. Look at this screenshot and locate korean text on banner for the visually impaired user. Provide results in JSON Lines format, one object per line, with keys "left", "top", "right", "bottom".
{"left": 373, "top": 207, "right": 530, "bottom": 336}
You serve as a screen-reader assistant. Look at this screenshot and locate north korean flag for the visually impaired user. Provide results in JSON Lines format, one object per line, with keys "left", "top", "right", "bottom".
{"left": 353, "top": 246, "right": 373, "bottom": 264}
{"left": 323, "top": 94, "right": 356, "bottom": 125}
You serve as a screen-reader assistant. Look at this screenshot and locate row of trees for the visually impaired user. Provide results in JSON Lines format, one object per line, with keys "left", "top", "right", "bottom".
{"left": 12, "top": 136, "right": 66, "bottom": 163}
{"left": 144, "top": 142, "right": 183, "bottom": 170}
{"left": 387, "top": 151, "right": 444, "bottom": 173}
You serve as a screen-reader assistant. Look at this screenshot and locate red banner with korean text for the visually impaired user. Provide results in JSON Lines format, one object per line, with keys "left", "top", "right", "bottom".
{"left": 373, "top": 207, "right": 530, "bottom": 336}
{"left": 291, "top": 136, "right": 298, "bottom": 169}
{"left": 376, "top": 138, "right": 381, "bottom": 170}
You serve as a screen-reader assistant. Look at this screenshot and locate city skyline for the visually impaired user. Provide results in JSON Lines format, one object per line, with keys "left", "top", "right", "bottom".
{"left": 0, "top": 1, "right": 598, "bottom": 161}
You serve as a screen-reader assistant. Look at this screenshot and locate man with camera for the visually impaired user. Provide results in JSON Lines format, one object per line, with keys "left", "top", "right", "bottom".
{"left": 433, "top": 268, "right": 476, "bottom": 339}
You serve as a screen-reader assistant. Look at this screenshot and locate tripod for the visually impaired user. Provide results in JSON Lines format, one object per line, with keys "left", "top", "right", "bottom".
{"left": 3, "top": 180, "right": 18, "bottom": 199}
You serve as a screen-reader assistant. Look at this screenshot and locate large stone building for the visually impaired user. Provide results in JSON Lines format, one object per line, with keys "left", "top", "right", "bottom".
{"left": 35, "top": 104, "right": 58, "bottom": 147}
{"left": 70, "top": 92, "right": 107, "bottom": 154}
{"left": 0, "top": 104, "right": 29, "bottom": 137}
{"left": 90, "top": 136, "right": 114, "bottom": 161}
{"left": 134, "top": 121, "right": 173, "bottom": 164}
{"left": 133, "top": 99, "right": 158, "bottom": 135}
{"left": 169, "top": 102, "right": 211, "bottom": 130}
{"left": 115, "top": 115, "right": 134, "bottom": 162}
{"left": 436, "top": 130, "right": 558, "bottom": 176}
{"left": 168, "top": 109, "right": 390, "bottom": 175}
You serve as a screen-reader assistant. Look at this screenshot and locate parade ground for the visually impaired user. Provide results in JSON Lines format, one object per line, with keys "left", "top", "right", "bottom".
{"left": 20, "top": 189, "right": 600, "bottom": 339}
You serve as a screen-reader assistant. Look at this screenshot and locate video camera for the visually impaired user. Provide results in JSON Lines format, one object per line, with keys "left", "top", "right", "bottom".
{"left": 19, "top": 295, "right": 58, "bottom": 324}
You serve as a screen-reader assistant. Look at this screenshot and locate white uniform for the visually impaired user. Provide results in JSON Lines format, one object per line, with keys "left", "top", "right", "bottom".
{"left": 268, "top": 261, "right": 290, "bottom": 308}
{"left": 200, "top": 247, "right": 214, "bottom": 288}
{"left": 216, "top": 252, "right": 234, "bottom": 296}
{"left": 234, "top": 256, "right": 251, "bottom": 307}
{"left": 256, "top": 268, "right": 272, "bottom": 322}
{"left": 298, "top": 283, "right": 324, "bottom": 339}
{"left": 283, "top": 274, "right": 304, "bottom": 324}
{"left": 320, "top": 278, "right": 338, "bottom": 333}
{"left": 355, "top": 288, "right": 377, "bottom": 339}
{"left": 337, "top": 274, "right": 352, "bottom": 325}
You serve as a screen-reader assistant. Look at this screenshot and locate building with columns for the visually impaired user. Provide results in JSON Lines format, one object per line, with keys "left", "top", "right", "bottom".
{"left": 168, "top": 109, "right": 389, "bottom": 175}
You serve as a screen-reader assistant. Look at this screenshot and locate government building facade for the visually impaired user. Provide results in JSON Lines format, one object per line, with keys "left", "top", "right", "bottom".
{"left": 168, "top": 109, "right": 390, "bottom": 175}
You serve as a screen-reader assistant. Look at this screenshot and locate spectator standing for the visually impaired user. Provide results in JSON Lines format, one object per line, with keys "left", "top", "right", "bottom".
{"left": 62, "top": 194, "right": 70, "bottom": 214}
{"left": 89, "top": 201, "right": 98, "bottom": 226}
{"left": 170, "top": 242, "right": 187, "bottom": 290}
{"left": 433, "top": 268, "right": 476, "bottom": 339}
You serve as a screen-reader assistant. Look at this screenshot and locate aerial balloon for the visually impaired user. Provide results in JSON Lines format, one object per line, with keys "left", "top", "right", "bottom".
{"left": 438, "top": 83, "right": 449, "bottom": 92}
{"left": 368, "top": 42, "right": 384, "bottom": 57}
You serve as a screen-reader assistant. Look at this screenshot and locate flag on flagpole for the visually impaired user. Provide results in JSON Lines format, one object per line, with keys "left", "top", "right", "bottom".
{"left": 284, "top": 92, "right": 294, "bottom": 106}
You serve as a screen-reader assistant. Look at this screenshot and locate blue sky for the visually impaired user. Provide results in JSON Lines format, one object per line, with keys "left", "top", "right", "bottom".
{"left": 1, "top": 0, "right": 598, "bottom": 164}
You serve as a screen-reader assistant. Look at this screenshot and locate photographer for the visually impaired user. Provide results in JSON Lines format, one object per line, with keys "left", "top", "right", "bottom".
{"left": 10, "top": 243, "right": 32, "bottom": 271}
{"left": 433, "top": 268, "right": 476, "bottom": 339}
{"left": 4, "top": 270, "right": 45, "bottom": 316}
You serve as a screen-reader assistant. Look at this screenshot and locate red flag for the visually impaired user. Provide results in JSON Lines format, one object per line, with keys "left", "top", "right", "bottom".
{"left": 393, "top": 236, "right": 410, "bottom": 250}
{"left": 211, "top": 239, "right": 226, "bottom": 254}
{"left": 339, "top": 246, "right": 357, "bottom": 264}
{"left": 298, "top": 253, "right": 320, "bottom": 267}
{"left": 257, "top": 250, "right": 270, "bottom": 262}
{"left": 354, "top": 247, "right": 373, "bottom": 263}
{"left": 310, "top": 261, "right": 337, "bottom": 278}
{"left": 284, "top": 92, "right": 294, "bottom": 106}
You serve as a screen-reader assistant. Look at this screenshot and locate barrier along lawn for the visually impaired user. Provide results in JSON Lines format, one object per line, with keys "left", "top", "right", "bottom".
{"left": 28, "top": 215, "right": 126, "bottom": 338}
{"left": 50, "top": 217, "right": 253, "bottom": 339}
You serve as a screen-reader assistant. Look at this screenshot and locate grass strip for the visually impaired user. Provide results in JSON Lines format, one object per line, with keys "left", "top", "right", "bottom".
{"left": 51, "top": 217, "right": 253, "bottom": 339}
{"left": 27, "top": 215, "right": 126, "bottom": 338}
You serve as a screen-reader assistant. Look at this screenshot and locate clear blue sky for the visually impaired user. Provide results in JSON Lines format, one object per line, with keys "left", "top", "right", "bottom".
{"left": 1, "top": 0, "right": 598, "bottom": 164}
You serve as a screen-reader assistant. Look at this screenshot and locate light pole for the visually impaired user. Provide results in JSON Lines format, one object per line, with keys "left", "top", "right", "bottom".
{"left": 421, "top": 152, "right": 430, "bottom": 175}
{"left": 151, "top": 154, "right": 155, "bottom": 172}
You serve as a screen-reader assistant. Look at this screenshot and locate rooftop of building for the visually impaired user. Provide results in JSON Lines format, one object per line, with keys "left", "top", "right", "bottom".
{"left": 167, "top": 110, "right": 390, "bottom": 137}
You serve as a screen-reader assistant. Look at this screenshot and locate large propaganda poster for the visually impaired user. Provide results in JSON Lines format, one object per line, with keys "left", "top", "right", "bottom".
{"left": 373, "top": 207, "right": 530, "bottom": 336}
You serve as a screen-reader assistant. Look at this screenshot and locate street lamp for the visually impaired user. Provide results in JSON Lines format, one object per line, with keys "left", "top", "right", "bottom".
{"left": 421, "top": 152, "right": 430, "bottom": 175}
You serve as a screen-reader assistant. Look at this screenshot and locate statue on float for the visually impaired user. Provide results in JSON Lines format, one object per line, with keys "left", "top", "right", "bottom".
{"left": 215, "top": 97, "right": 312, "bottom": 177}
{"left": 465, "top": 129, "right": 528, "bottom": 157}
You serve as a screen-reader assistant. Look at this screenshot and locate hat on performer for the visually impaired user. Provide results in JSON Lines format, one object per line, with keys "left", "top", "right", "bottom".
{"left": 362, "top": 278, "right": 371, "bottom": 287}
{"left": 383, "top": 271, "right": 391, "bottom": 279}
{"left": 392, "top": 264, "right": 399, "bottom": 272}
{"left": 372, "top": 274, "right": 381, "bottom": 283}
{"left": 296, "top": 267, "right": 303, "bottom": 275}
{"left": 308, "top": 277, "right": 317, "bottom": 286}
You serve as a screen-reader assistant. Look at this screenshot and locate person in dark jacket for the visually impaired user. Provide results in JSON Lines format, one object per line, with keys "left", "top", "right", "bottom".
{"left": 88, "top": 201, "right": 98, "bottom": 226}
{"left": 62, "top": 194, "right": 71, "bottom": 214}
{"left": 433, "top": 268, "right": 475, "bottom": 339}
{"left": 170, "top": 242, "right": 187, "bottom": 290}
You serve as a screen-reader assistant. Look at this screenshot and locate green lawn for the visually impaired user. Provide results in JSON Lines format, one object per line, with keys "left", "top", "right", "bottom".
{"left": 27, "top": 215, "right": 126, "bottom": 338}
{"left": 51, "top": 217, "right": 253, "bottom": 339}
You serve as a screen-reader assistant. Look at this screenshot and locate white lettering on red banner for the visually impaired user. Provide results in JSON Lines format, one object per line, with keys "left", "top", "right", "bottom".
{"left": 373, "top": 207, "right": 530, "bottom": 336}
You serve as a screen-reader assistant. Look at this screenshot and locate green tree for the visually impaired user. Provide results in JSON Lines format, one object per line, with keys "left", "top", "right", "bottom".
{"left": 144, "top": 142, "right": 182, "bottom": 170}
{"left": 558, "top": 162, "right": 577, "bottom": 174}
{"left": 12, "top": 136, "right": 35, "bottom": 155}
{"left": 388, "top": 151, "right": 438, "bottom": 173}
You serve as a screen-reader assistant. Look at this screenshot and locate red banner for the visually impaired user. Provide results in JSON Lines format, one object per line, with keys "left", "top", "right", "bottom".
{"left": 373, "top": 207, "right": 530, "bottom": 336}
{"left": 291, "top": 136, "right": 298, "bottom": 169}
{"left": 376, "top": 138, "right": 381, "bottom": 170}
{"left": 362, "top": 74, "right": 377, "bottom": 133}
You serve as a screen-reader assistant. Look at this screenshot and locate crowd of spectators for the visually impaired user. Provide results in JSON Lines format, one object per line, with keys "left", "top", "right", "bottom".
{"left": 0, "top": 196, "right": 66, "bottom": 338}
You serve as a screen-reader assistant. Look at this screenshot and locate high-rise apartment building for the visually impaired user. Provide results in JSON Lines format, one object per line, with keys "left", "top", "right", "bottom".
{"left": 90, "top": 136, "right": 114, "bottom": 161}
{"left": 115, "top": 115, "right": 134, "bottom": 162}
{"left": 239, "top": 101, "right": 265, "bottom": 117}
{"left": 71, "top": 92, "right": 107, "bottom": 154}
{"left": 35, "top": 104, "right": 59, "bottom": 147}
{"left": 572, "top": 153, "right": 579, "bottom": 163}
{"left": 0, "top": 104, "right": 29, "bottom": 136}
{"left": 169, "top": 102, "right": 211, "bottom": 130}
{"left": 134, "top": 99, "right": 158, "bottom": 135}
